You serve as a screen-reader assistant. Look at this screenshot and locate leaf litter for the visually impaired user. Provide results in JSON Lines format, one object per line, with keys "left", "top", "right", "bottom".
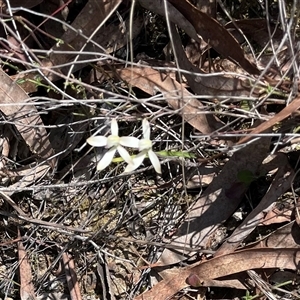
{"left": 0, "top": 0, "right": 300, "bottom": 300}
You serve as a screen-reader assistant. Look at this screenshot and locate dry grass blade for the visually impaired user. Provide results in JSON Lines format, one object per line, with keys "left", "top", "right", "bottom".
{"left": 0, "top": 191, "right": 89, "bottom": 232}
{"left": 17, "top": 228, "right": 36, "bottom": 300}
{"left": 247, "top": 270, "right": 277, "bottom": 300}
{"left": 0, "top": 69, "right": 56, "bottom": 168}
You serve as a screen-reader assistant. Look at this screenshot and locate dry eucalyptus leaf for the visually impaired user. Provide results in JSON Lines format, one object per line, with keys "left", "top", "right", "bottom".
{"left": 225, "top": 19, "right": 284, "bottom": 50}
{"left": 169, "top": 23, "right": 264, "bottom": 98}
{"left": 168, "top": 0, "right": 260, "bottom": 75}
{"left": 138, "top": 0, "right": 201, "bottom": 43}
{"left": 250, "top": 221, "right": 300, "bottom": 249}
{"left": 0, "top": 69, "right": 56, "bottom": 168}
{"left": 262, "top": 207, "right": 292, "bottom": 225}
{"left": 135, "top": 248, "right": 300, "bottom": 300}
{"left": 158, "top": 135, "right": 271, "bottom": 266}
{"left": 216, "top": 154, "right": 294, "bottom": 256}
{"left": 62, "top": 252, "right": 82, "bottom": 300}
{"left": 118, "top": 66, "right": 221, "bottom": 133}
{"left": 48, "top": 0, "right": 122, "bottom": 72}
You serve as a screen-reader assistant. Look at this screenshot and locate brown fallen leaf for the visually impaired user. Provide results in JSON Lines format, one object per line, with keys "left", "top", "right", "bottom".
{"left": 185, "top": 274, "right": 246, "bottom": 290}
{"left": 0, "top": 69, "right": 56, "bottom": 169}
{"left": 47, "top": 0, "right": 122, "bottom": 75}
{"left": 157, "top": 135, "right": 270, "bottom": 266}
{"left": 169, "top": 22, "right": 264, "bottom": 98}
{"left": 215, "top": 153, "right": 294, "bottom": 256}
{"left": 167, "top": 0, "right": 260, "bottom": 75}
{"left": 18, "top": 228, "right": 36, "bottom": 300}
{"left": 160, "top": 268, "right": 246, "bottom": 290}
{"left": 225, "top": 19, "right": 284, "bottom": 51}
{"left": 199, "top": 248, "right": 300, "bottom": 279}
{"left": 1, "top": 164, "right": 52, "bottom": 196}
{"left": 118, "top": 66, "right": 219, "bottom": 133}
{"left": 262, "top": 206, "right": 293, "bottom": 225}
{"left": 138, "top": 0, "right": 201, "bottom": 43}
{"left": 97, "top": 255, "right": 117, "bottom": 300}
{"left": 135, "top": 248, "right": 300, "bottom": 300}
{"left": 233, "top": 201, "right": 300, "bottom": 257}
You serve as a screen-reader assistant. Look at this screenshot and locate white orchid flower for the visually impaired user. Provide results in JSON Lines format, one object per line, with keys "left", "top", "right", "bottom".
{"left": 87, "top": 119, "right": 139, "bottom": 171}
{"left": 124, "top": 119, "right": 161, "bottom": 174}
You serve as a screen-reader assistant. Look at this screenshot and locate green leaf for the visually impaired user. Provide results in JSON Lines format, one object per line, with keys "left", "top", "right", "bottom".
{"left": 156, "top": 150, "right": 196, "bottom": 158}
{"left": 237, "top": 170, "right": 255, "bottom": 185}
{"left": 240, "top": 100, "right": 251, "bottom": 111}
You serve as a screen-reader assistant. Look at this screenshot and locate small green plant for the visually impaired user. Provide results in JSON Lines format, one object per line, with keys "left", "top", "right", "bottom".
{"left": 54, "top": 38, "right": 64, "bottom": 47}
{"left": 24, "top": 75, "right": 58, "bottom": 93}
{"left": 242, "top": 290, "right": 260, "bottom": 300}
{"left": 64, "top": 77, "right": 87, "bottom": 98}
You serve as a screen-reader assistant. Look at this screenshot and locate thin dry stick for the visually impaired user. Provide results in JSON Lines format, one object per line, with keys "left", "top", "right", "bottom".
{"left": 18, "top": 228, "right": 36, "bottom": 300}
{"left": 62, "top": 252, "right": 82, "bottom": 300}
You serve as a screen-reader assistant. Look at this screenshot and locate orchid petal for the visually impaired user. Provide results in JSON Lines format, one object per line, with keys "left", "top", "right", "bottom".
{"left": 120, "top": 136, "right": 140, "bottom": 148}
{"left": 123, "top": 163, "right": 138, "bottom": 173}
{"left": 87, "top": 136, "right": 107, "bottom": 147}
{"left": 142, "top": 119, "right": 151, "bottom": 140}
{"left": 132, "top": 151, "right": 147, "bottom": 166}
{"left": 96, "top": 147, "right": 116, "bottom": 170}
{"left": 111, "top": 118, "right": 119, "bottom": 136}
{"left": 124, "top": 151, "right": 146, "bottom": 173}
{"left": 117, "top": 145, "right": 133, "bottom": 165}
{"left": 148, "top": 149, "right": 161, "bottom": 174}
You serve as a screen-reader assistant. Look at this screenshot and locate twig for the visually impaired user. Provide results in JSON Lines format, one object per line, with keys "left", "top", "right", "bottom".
{"left": 62, "top": 252, "right": 82, "bottom": 300}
